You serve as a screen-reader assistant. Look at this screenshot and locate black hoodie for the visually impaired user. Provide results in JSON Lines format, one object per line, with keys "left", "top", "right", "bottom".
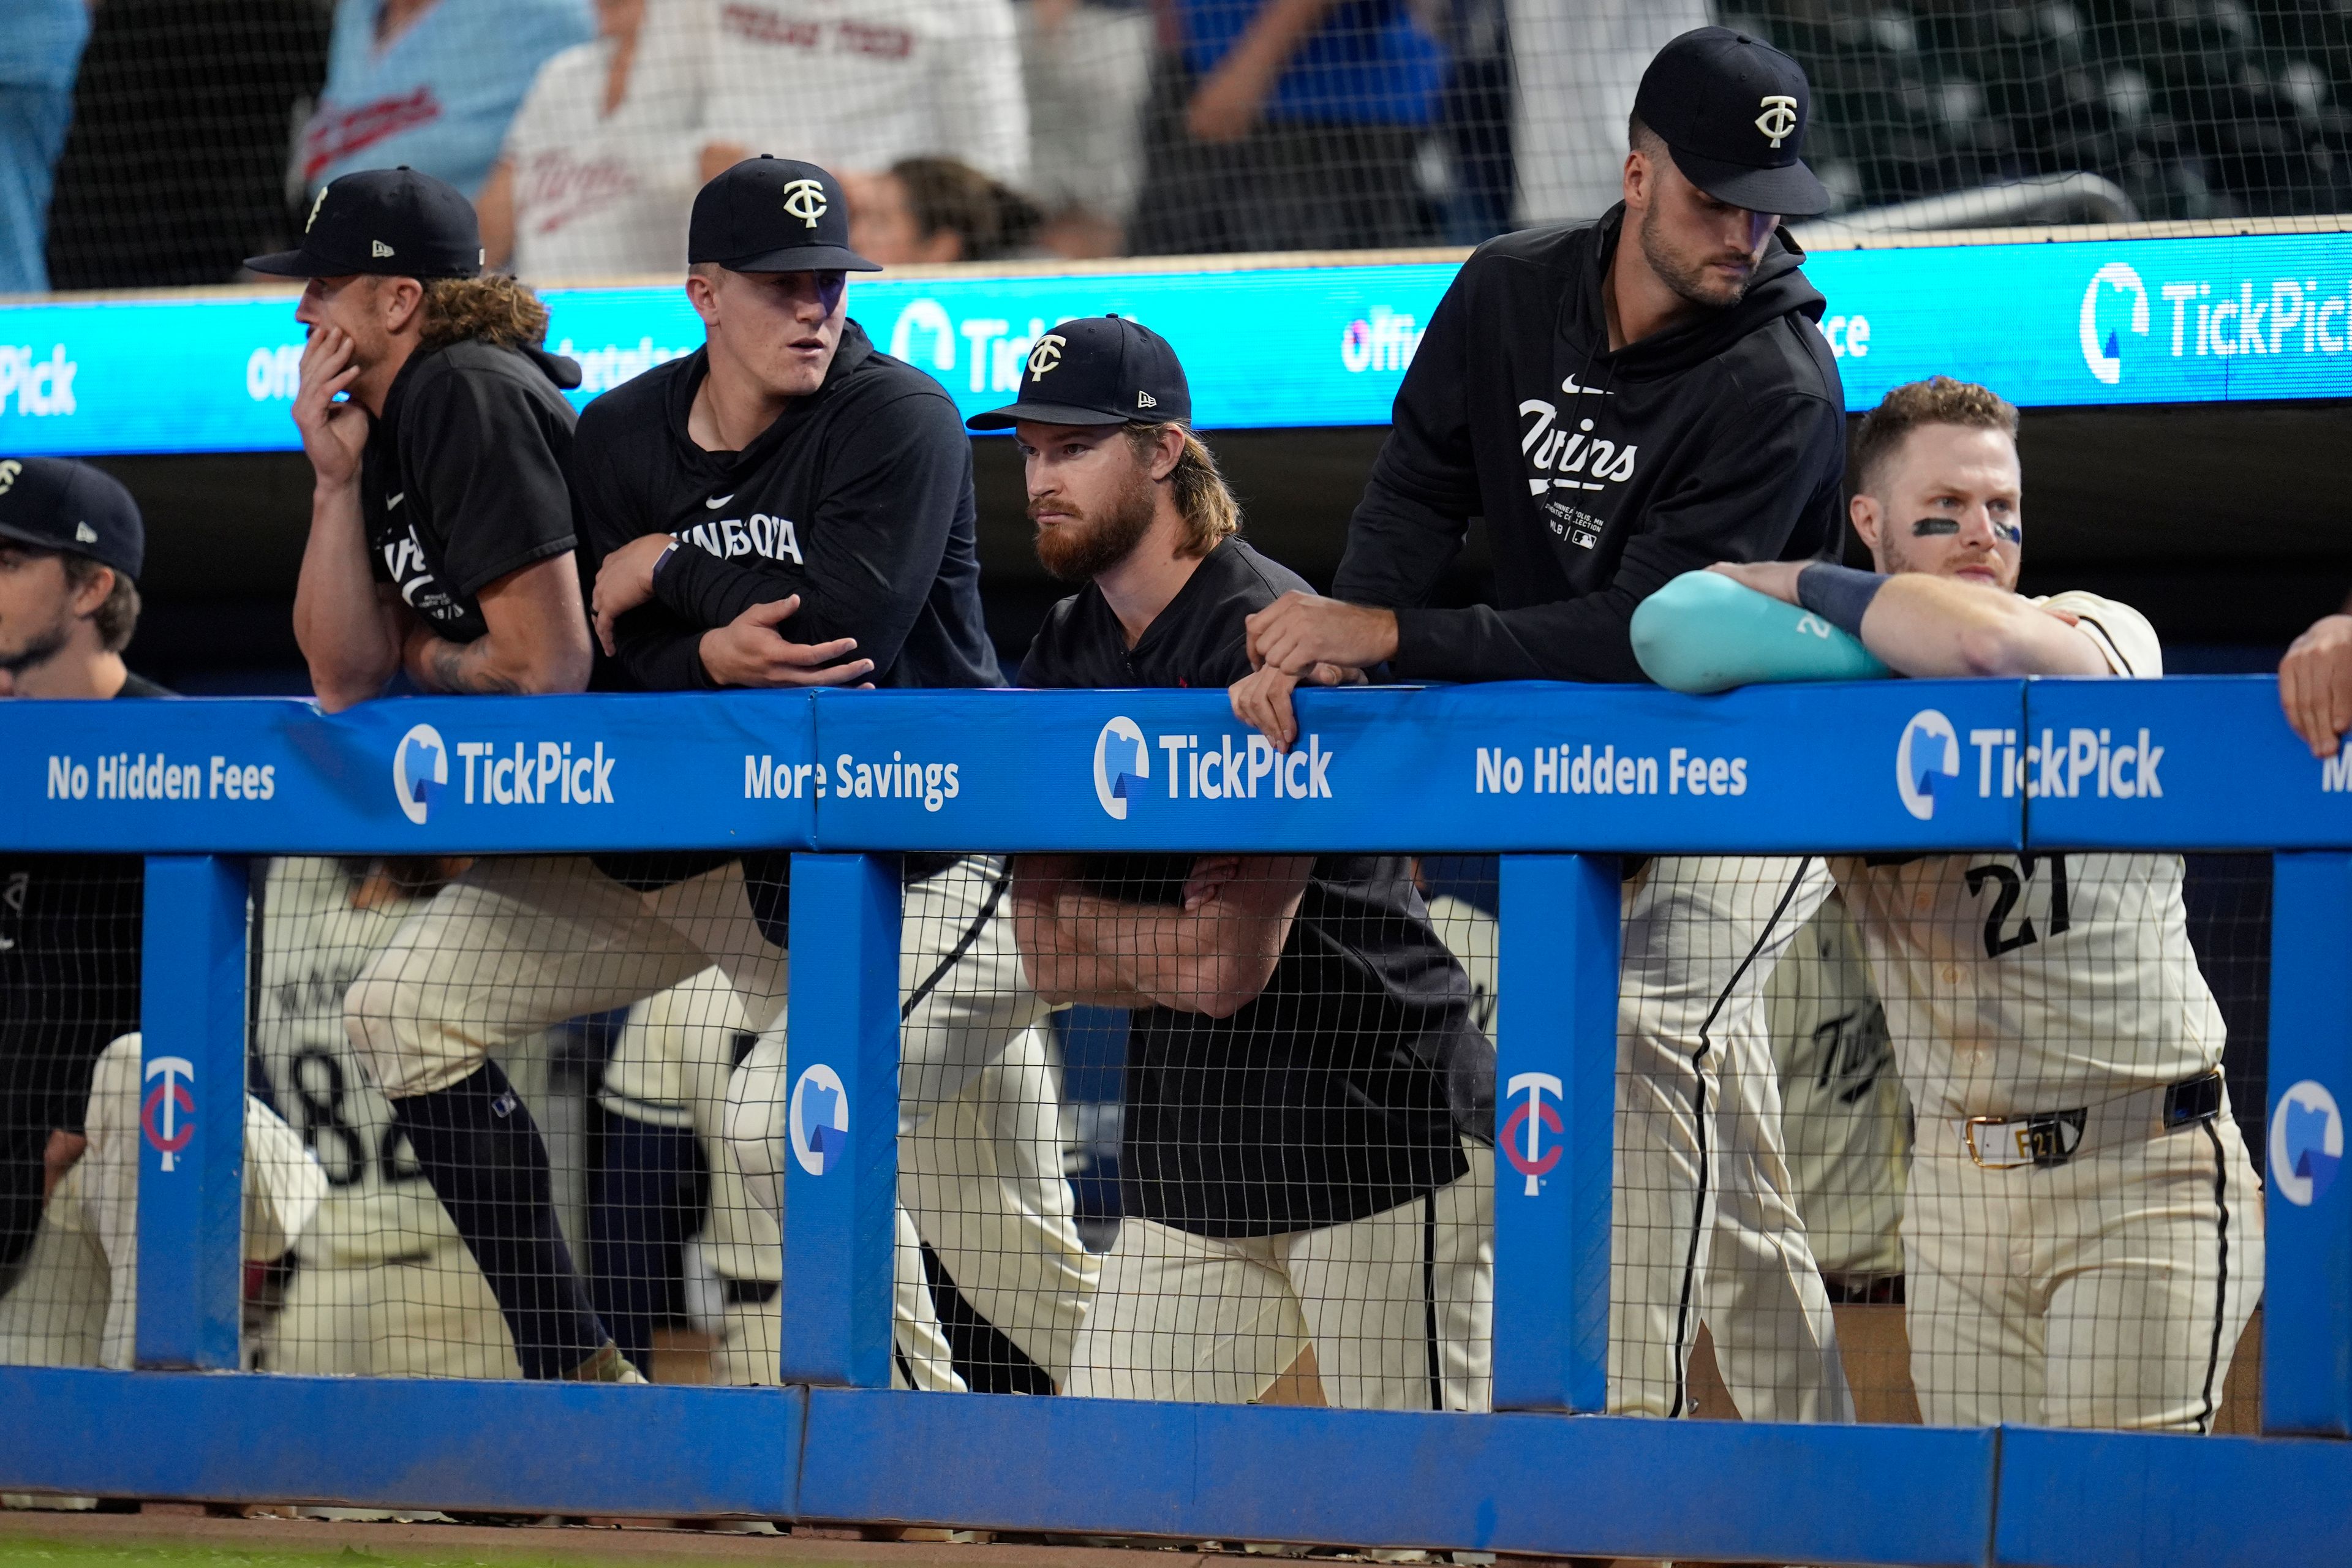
{"left": 571, "top": 320, "right": 1001, "bottom": 693}
{"left": 1332, "top": 206, "right": 1845, "bottom": 683}
{"left": 363, "top": 338, "right": 583, "bottom": 646}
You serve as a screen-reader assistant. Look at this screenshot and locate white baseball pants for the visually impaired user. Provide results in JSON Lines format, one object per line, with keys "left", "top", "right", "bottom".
{"left": 0, "top": 1035, "right": 323, "bottom": 1370}
{"left": 1905, "top": 1101, "right": 2263, "bottom": 1430}
{"left": 1614, "top": 855, "right": 1849, "bottom": 1421}
{"left": 1066, "top": 1147, "right": 1493, "bottom": 1412}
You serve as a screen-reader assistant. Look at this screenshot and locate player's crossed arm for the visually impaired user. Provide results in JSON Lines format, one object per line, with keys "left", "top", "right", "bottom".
{"left": 590, "top": 537, "right": 873, "bottom": 688}
{"left": 1010, "top": 853, "right": 1313, "bottom": 1018}
{"left": 1708, "top": 560, "right": 2113, "bottom": 679}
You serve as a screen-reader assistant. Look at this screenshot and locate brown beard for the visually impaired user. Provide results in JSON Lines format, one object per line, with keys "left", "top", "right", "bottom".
{"left": 1638, "top": 216, "right": 1754, "bottom": 312}
{"left": 1032, "top": 465, "right": 1158, "bottom": 582}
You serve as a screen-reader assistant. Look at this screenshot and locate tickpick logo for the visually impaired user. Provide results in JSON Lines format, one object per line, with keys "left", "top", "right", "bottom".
{"left": 790, "top": 1063, "right": 849, "bottom": 1177}
{"left": 394, "top": 723, "right": 447, "bottom": 825}
{"left": 1502, "top": 1072, "right": 1563, "bottom": 1197}
{"left": 1094, "top": 716, "right": 1149, "bottom": 821}
{"left": 2271, "top": 1080, "right": 2342, "bottom": 1207}
{"left": 2079, "top": 262, "right": 2149, "bottom": 386}
{"left": 142, "top": 1056, "right": 196, "bottom": 1172}
{"left": 1896, "top": 709, "right": 1960, "bottom": 822}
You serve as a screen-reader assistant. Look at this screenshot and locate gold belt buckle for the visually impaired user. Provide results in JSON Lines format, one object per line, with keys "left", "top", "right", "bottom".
{"left": 1964, "top": 1116, "right": 2033, "bottom": 1169}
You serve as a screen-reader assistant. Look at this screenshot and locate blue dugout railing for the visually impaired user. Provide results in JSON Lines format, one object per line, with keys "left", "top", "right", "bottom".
{"left": 1, "top": 676, "right": 2348, "bottom": 1567}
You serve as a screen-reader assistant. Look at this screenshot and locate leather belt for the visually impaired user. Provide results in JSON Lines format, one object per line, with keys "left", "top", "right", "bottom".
{"left": 1946, "top": 1069, "right": 2225, "bottom": 1170}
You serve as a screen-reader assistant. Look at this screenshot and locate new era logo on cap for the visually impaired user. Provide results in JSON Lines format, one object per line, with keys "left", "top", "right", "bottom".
{"left": 0, "top": 456, "right": 145, "bottom": 582}
{"left": 246, "top": 167, "right": 481, "bottom": 279}
{"left": 968, "top": 315, "right": 1192, "bottom": 431}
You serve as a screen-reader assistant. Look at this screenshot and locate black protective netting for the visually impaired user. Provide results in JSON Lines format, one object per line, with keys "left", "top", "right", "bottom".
{"left": 13, "top": 0, "right": 2348, "bottom": 297}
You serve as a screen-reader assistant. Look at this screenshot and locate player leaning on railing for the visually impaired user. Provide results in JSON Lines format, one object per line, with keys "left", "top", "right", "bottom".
{"left": 994, "top": 320, "right": 1494, "bottom": 1411}
{"left": 1681, "top": 377, "right": 2265, "bottom": 1430}
{"left": 576, "top": 157, "right": 1090, "bottom": 1393}
{"left": 1232, "top": 28, "right": 1853, "bottom": 1423}
{"left": 276, "top": 168, "right": 591, "bottom": 707}
{"left": 271, "top": 168, "right": 660, "bottom": 1384}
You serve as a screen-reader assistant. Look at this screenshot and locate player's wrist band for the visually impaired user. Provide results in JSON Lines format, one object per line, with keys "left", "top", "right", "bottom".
{"left": 650, "top": 538, "right": 683, "bottom": 587}
{"left": 1795, "top": 562, "right": 1887, "bottom": 637}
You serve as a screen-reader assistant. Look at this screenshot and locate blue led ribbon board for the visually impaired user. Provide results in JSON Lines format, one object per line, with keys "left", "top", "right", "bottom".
{"left": 4, "top": 230, "right": 2352, "bottom": 456}
{"left": 2, "top": 228, "right": 2347, "bottom": 455}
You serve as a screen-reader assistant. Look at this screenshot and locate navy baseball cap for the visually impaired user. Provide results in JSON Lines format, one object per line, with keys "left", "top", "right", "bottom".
{"left": 1634, "top": 27, "right": 1831, "bottom": 217}
{"left": 0, "top": 457, "right": 145, "bottom": 582}
{"left": 246, "top": 167, "right": 484, "bottom": 279}
{"left": 690, "top": 157, "right": 880, "bottom": 273}
{"left": 967, "top": 317, "right": 1191, "bottom": 430}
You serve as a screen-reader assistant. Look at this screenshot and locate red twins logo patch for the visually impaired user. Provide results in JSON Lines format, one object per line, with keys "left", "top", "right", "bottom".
{"left": 141, "top": 1055, "right": 195, "bottom": 1172}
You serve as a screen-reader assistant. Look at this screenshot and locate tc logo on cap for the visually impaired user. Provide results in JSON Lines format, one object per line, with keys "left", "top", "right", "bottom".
{"left": 1027, "top": 334, "right": 1066, "bottom": 382}
{"left": 305, "top": 187, "right": 327, "bottom": 232}
{"left": 780, "top": 179, "right": 828, "bottom": 229}
{"left": 1755, "top": 94, "right": 1799, "bottom": 148}
{"left": 0, "top": 460, "right": 18, "bottom": 496}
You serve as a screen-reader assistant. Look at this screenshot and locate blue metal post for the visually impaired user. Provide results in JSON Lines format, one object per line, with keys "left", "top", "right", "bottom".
{"left": 1492, "top": 853, "right": 1619, "bottom": 1413}
{"left": 135, "top": 854, "right": 249, "bottom": 1370}
{"left": 780, "top": 852, "right": 900, "bottom": 1388}
{"left": 2264, "top": 850, "right": 2352, "bottom": 1435}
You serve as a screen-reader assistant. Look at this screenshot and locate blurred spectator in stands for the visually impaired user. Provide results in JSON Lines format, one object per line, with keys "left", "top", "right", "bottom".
{"left": 1129, "top": 0, "right": 1446, "bottom": 255}
{"left": 298, "top": 0, "right": 594, "bottom": 201}
{"left": 478, "top": 0, "right": 707, "bottom": 280}
{"left": 45, "top": 1, "right": 331, "bottom": 291}
{"left": 1431, "top": 0, "right": 1511, "bottom": 243}
{"left": 696, "top": 0, "right": 1029, "bottom": 190}
{"left": 1017, "top": 0, "right": 1152, "bottom": 257}
{"left": 1509, "top": 0, "right": 1706, "bottom": 226}
{"left": 845, "top": 156, "right": 1042, "bottom": 265}
{"left": 1, "top": 0, "right": 91, "bottom": 293}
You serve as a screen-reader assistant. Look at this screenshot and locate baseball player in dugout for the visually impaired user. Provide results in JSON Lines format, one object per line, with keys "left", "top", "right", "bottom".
{"left": 268, "top": 167, "right": 684, "bottom": 1384}
{"left": 1000, "top": 319, "right": 1496, "bottom": 1411}
{"left": 575, "top": 156, "right": 1088, "bottom": 1392}
{"left": 1705, "top": 376, "right": 2263, "bottom": 1430}
{"left": 0, "top": 462, "right": 325, "bottom": 1373}
{"left": 1235, "top": 26, "right": 1853, "bottom": 1422}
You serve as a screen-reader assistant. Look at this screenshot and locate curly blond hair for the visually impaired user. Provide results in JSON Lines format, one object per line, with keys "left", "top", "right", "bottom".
{"left": 417, "top": 274, "right": 550, "bottom": 354}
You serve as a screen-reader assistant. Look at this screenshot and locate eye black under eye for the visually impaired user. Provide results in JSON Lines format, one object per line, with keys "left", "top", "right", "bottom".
{"left": 1910, "top": 518, "right": 1960, "bottom": 536}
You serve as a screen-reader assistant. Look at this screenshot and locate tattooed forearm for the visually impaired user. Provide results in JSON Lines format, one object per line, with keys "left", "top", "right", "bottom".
{"left": 420, "top": 636, "right": 524, "bottom": 696}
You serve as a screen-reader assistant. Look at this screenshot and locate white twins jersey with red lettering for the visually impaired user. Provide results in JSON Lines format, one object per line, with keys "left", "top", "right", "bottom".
{"left": 701, "top": 0, "right": 1028, "bottom": 185}
{"left": 1833, "top": 592, "right": 2223, "bottom": 1120}
{"left": 502, "top": 15, "right": 707, "bottom": 281}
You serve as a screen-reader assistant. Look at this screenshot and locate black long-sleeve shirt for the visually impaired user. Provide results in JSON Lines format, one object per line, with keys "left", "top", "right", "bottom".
{"left": 1333, "top": 206, "right": 1846, "bottom": 683}
{"left": 0, "top": 673, "right": 170, "bottom": 1273}
{"left": 1020, "top": 541, "right": 1476, "bottom": 1236}
{"left": 570, "top": 322, "right": 1001, "bottom": 692}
